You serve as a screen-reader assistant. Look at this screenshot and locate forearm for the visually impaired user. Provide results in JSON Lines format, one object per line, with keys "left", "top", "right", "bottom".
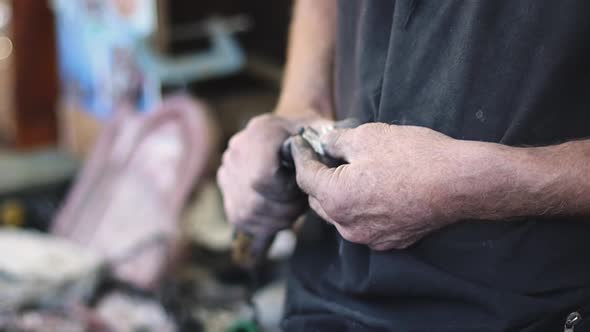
{"left": 275, "top": 0, "right": 337, "bottom": 123}
{"left": 444, "top": 139, "right": 590, "bottom": 221}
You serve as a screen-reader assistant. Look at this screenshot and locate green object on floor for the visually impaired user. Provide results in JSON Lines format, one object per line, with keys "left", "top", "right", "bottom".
{"left": 227, "top": 320, "right": 259, "bottom": 332}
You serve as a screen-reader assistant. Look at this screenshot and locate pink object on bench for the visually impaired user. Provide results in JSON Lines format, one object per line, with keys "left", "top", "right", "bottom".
{"left": 53, "top": 95, "right": 217, "bottom": 289}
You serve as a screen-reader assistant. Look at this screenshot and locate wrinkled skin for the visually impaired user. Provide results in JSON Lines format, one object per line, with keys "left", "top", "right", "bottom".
{"left": 217, "top": 114, "right": 307, "bottom": 236}
{"left": 291, "top": 123, "right": 467, "bottom": 250}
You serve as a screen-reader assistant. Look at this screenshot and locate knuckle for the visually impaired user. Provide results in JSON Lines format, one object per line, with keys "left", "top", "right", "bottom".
{"left": 227, "top": 134, "right": 243, "bottom": 150}
{"left": 247, "top": 114, "right": 273, "bottom": 128}
{"left": 221, "top": 150, "right": 232, "bottom": 166}
{"left": 216, "top": 167, "right": 225, "bottom": 185}
{"left": 246, "top": 117, "right": 261, "bottom": 128}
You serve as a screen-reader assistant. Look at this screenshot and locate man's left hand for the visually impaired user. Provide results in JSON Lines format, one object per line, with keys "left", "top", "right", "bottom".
{"left": 291, "top": 123, "right": 469, "bottom": 250}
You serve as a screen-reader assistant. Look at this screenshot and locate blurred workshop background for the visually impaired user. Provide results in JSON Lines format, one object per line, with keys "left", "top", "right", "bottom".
{"left": 0, "top": 0, "right": 294, "bottom": 331}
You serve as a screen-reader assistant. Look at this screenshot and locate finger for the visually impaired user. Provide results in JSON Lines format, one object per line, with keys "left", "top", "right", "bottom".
{"left": 237, "top": 212, "right": 293, "bottom": 235}
{"left": 253, "top": 170, "right": 303, "bottom": 202}
{"left": 320, "top": 128, "right": 360, "bottom": 161}
{"left": 235, "top": 220, "right": 279, "bottom": 237}
{"left": 222, "top": 179, "right": 303, "bottom": 228}
{"left": 249, "top": 191, "right": 305, "bottom": 219}
{"left": 223, "top": 161, "right": 302, "bottom": 202}
{"left": 291, "top": 136, "right": 335, "bottom": 198}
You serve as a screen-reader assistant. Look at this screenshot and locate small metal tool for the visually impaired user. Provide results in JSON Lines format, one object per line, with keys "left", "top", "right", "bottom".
{"left": 279, "top": 126, "right": 326, "bottom": 169}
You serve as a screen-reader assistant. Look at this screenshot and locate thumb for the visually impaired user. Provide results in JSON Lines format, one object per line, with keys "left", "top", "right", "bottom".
{"left": 291, "top": 136, "right": 334, "bottom": 198}
{"left": 320, "top": 128, "right": 359, "bottom": 162}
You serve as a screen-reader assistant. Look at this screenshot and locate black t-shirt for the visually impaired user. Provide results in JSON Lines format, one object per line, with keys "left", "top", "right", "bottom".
{"left": 283, "top": 1, "right": 590, "bottom": 331}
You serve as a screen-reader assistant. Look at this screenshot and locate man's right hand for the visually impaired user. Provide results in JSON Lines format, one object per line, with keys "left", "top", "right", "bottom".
{"left": 217, "top": 114, "right": 307, "bottom": 236}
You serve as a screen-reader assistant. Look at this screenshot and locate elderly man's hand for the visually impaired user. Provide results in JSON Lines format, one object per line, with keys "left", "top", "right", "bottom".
{"left": 217, "top": 114, "right": 307, "bottom": 236}
{"left": 291, "top": 123, "right": 469, "bottom": 250}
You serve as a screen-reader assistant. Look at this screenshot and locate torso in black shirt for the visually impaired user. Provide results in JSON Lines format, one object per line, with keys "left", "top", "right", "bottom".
{"left": 283, "top": 1, "right": 590, "bottom": 331}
